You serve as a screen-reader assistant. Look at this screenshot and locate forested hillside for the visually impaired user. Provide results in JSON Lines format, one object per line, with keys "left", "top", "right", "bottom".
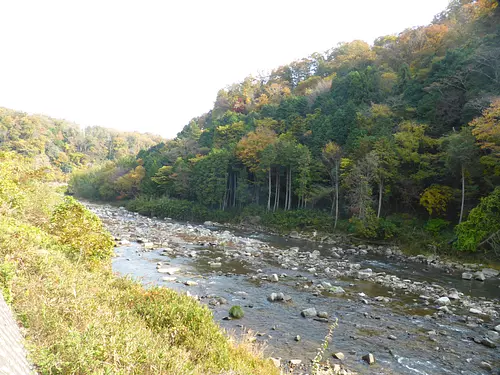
{"left": 0, "top": 107, "right": 163, "bottom": 175}
{"left": 70, "top": 0, "right": 500, "bottom": 254}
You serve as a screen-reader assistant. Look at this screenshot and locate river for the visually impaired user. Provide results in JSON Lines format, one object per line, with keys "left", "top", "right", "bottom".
{"left": 86, "top": 202, "right": 499, "bottom": 375}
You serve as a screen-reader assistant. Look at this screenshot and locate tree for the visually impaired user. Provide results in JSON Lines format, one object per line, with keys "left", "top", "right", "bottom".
{"left": 115, "top": 164, "right": 146, "bottom": 199}
{"left": 455, "top": 187, "right": 500, "bottom": 252}
{"left": 419, "top": 184, "right": 454, "bottom": 217}
{"left": 235, "top": 127, "right": 277, "bottom": 173}
{"left": 236, "top": 127, "right": 277, "bottom": 205}
{"left": 295, "top": 144, "right": 312, "bottom": 209}
{"left": 322, "top": 142, "right": 342, "bottom": 228}
{"left": 470, "top": 99, "right": 500, "bottom": 158}
{"left": 190, "top": 149, "right": 231, "bottom": 209}
{"left": 444, "top": 128, "right": 479, "bottom": 223}
{"left": 345, "top": 152, "right": 379, "bottom": 222}
{"left": 373, "top": 137, "right": 400, "bottom": 218}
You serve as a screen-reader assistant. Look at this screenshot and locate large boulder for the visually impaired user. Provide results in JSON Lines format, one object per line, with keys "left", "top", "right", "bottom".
{"left": 301, "top": 307, "right": 317, "bottom": 318}
{"left": 482, "top": 268, "right": 499, "bottom": 278}
{"left": 462, "top": 272, "right": 473, "bottom": 280}
{"left": 436, "top": 296, "right": 451, "bottom": 306}
{"left": 474, "top": 271, "right": 486, "bottom": 281}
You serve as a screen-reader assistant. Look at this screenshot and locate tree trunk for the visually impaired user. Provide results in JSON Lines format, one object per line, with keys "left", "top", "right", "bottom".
{"left": 334, "top": 162, "right": 339, "bottom": 230}
{"left": 222, "top": 173, "right": 229, "bottom": 210}
{"left": 288, "top": 168, "right": 293, "bottom": 210}
{"left": 276, "top": 172, "right": 280, "bottom": 211}
{"left": 233, "top": 173, "right": 237, "bottom": 207}
{"left": 267, "top": 168, "right": 272, "bottom": 211}
{"left": 284, "top": 169, "right": 289, "bottom": 210}
{"left": 377, "top": 178, "right": 383, "bottom": 219}
{"left": 286, "top": 168, "right": 291, "bottom": 210}
{"left": 459, "top": 165, "right": 465, "bottom": 224}
{"left": 274, "top": 169, "right": 279, "bottom": 211}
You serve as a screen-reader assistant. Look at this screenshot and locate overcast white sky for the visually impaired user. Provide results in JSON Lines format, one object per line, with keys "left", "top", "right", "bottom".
{"left": 0, "top": 0, "right": 450, "bottom": 138}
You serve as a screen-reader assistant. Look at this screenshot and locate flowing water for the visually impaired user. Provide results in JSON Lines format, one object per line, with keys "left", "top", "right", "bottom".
{"left": 90, "top": 203, "right": 499, "bottom": 374}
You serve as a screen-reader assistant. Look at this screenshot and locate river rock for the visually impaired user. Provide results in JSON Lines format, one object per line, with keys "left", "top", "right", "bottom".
{"left": 268, "top": 293, "right": 277, "bottom": 302}
{"left": 162, "top": 276, "right": 177, "bottom": 282}
{"left": 185, "top": 280, "right": 198, "bottom": 286}
{"left": 486, "top": 330, "right": 499, "bottom": 341}
{"left": 357, "top": 268, "right": 373, "bottom": 279}
{"left": 203, "top": 221, "right": 213, "bottom": 226}
{"left": 317, "top": 311, "right": 328, "bottom": 318}
{"left": 479, "top": 361, "right": 492, "bottom": 371}
{"left": 144, "top": 242, "right": 154, "bottom": 249}
{"left": 462, "top": 272, "right": 473, "bottom": 280}
{"left": 157, "top": 267, "right": 180, "bottom": 274}
{"left": 436, "top": 296, "right": 451, "bottom": 306}
{"left": 270, "top": 357, "right": 280, "bottom": 368}
{"left": 270, "top": 274, "right": 279, "bottom": 282}
{"left": 474, "top": 271, "right": 485, "bottom": 281}
{"left": 289, "top": 231, "right": 300, "bottom": 239}
{"left": 329, "top": 286, "right": 345, "bottom": 294}
{"left": 294, "top": 335, "right": 301, "bottom": 341}
{"left": 481, "top": 268, "right": 499, "bottom": 278}
{"left": 333, "top": 352, "right": 345, "bottom": 360}
{"left": 448, "top": 291, "right": 460, "bottom": 300}
{"left": 268, "top": 292, "right": 286, "bottom": 302}
{"left": 480, "top": 338, "right": 497, "bottom": 348}
{"left": 469, "top": 308, "right": 483, "bottom": 315}
{"left": 209, "top": 262, "right": 222, "bottom": 267}
{"left": 438, "top": 306, "right": 451, "bottom": 314}
{"left": 289, "top": 359, "right": 302, "bottom": 365}
{"left": 362, "top": 353, "right": 375, "bottom": 365}
{"left": 301, "top": 307, "right": 317, "bottom": 318}
{"left": 495, "top": 324, "right": 500, "bottom": 332}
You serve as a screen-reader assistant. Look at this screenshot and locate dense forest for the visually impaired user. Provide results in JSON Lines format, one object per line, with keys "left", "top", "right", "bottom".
{"left": 70, "top": 0, "right": 500, "bottom": 255}
{"left": 0, "top": 107, "right": 163, "bottom": 175}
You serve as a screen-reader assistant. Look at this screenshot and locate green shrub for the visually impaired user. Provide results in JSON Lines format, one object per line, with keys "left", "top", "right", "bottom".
{"left": 455, "top": 187, "right": 500, "bottom": 251}
{"left": 349, "top": 215, "right": 400, "bottom": 240}
{"left": 49, "top": 196, "right": 114, "bottom": 265}
{"left": 260, "top": 209, "right": 334, "bottom": 232}
{"left": 425, "top": 218, "right": 450, "bottom": 236}
{"left": 229, "top": 305, "right": 244, "bottom": 319}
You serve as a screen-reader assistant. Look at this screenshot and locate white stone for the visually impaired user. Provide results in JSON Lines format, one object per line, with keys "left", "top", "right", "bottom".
{"left": 474, "top": 271, "right": 485, "bottom": 281}
{"left": 162, "top": 276, "right": 177, "bottom": 282}
{"left": 301, "top": 307, "right": 317, "bottom": 318}
{"left": 157, "top": 267, "right": 180, "bottom": 274}
{"left": 436, "top": 297, "right": 451, "bottom": 306}
{"left": 332, "top": 352, "right": 345, "bottom": 360}
{"left": 482, "top": 268, "right": 499, "bottom": 278}
{"left": 469, "top": 308, "right": 483, "bottom": 315}
{"left": 462, "top": 272, "right": 473, "bottom": 280}
{"left": 270, "top": 357, "right": 280, "bottom": 368}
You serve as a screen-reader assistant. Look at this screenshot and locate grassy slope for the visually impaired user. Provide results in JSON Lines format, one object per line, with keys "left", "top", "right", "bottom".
{"left": 0, "top": 198, "right": 277, "bottom": 374}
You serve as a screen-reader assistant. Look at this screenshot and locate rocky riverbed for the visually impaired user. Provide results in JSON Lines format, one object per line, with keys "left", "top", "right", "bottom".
{"left": 86, "top": 202, "right": 500, "bottom": 375}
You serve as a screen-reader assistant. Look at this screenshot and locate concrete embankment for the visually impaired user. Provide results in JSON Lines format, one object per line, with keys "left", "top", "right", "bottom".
{"left": 0, "top": 294, "right": 34, "bottom": 375}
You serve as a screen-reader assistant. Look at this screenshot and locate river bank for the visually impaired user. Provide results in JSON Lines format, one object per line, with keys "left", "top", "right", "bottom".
{"left": 86, "top": 202, "right": 500, "bottom": 374}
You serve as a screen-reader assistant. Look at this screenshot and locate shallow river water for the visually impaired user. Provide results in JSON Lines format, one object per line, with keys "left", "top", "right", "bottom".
{"left": 88, "top": 203, "right": 499, "bottom": 375}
